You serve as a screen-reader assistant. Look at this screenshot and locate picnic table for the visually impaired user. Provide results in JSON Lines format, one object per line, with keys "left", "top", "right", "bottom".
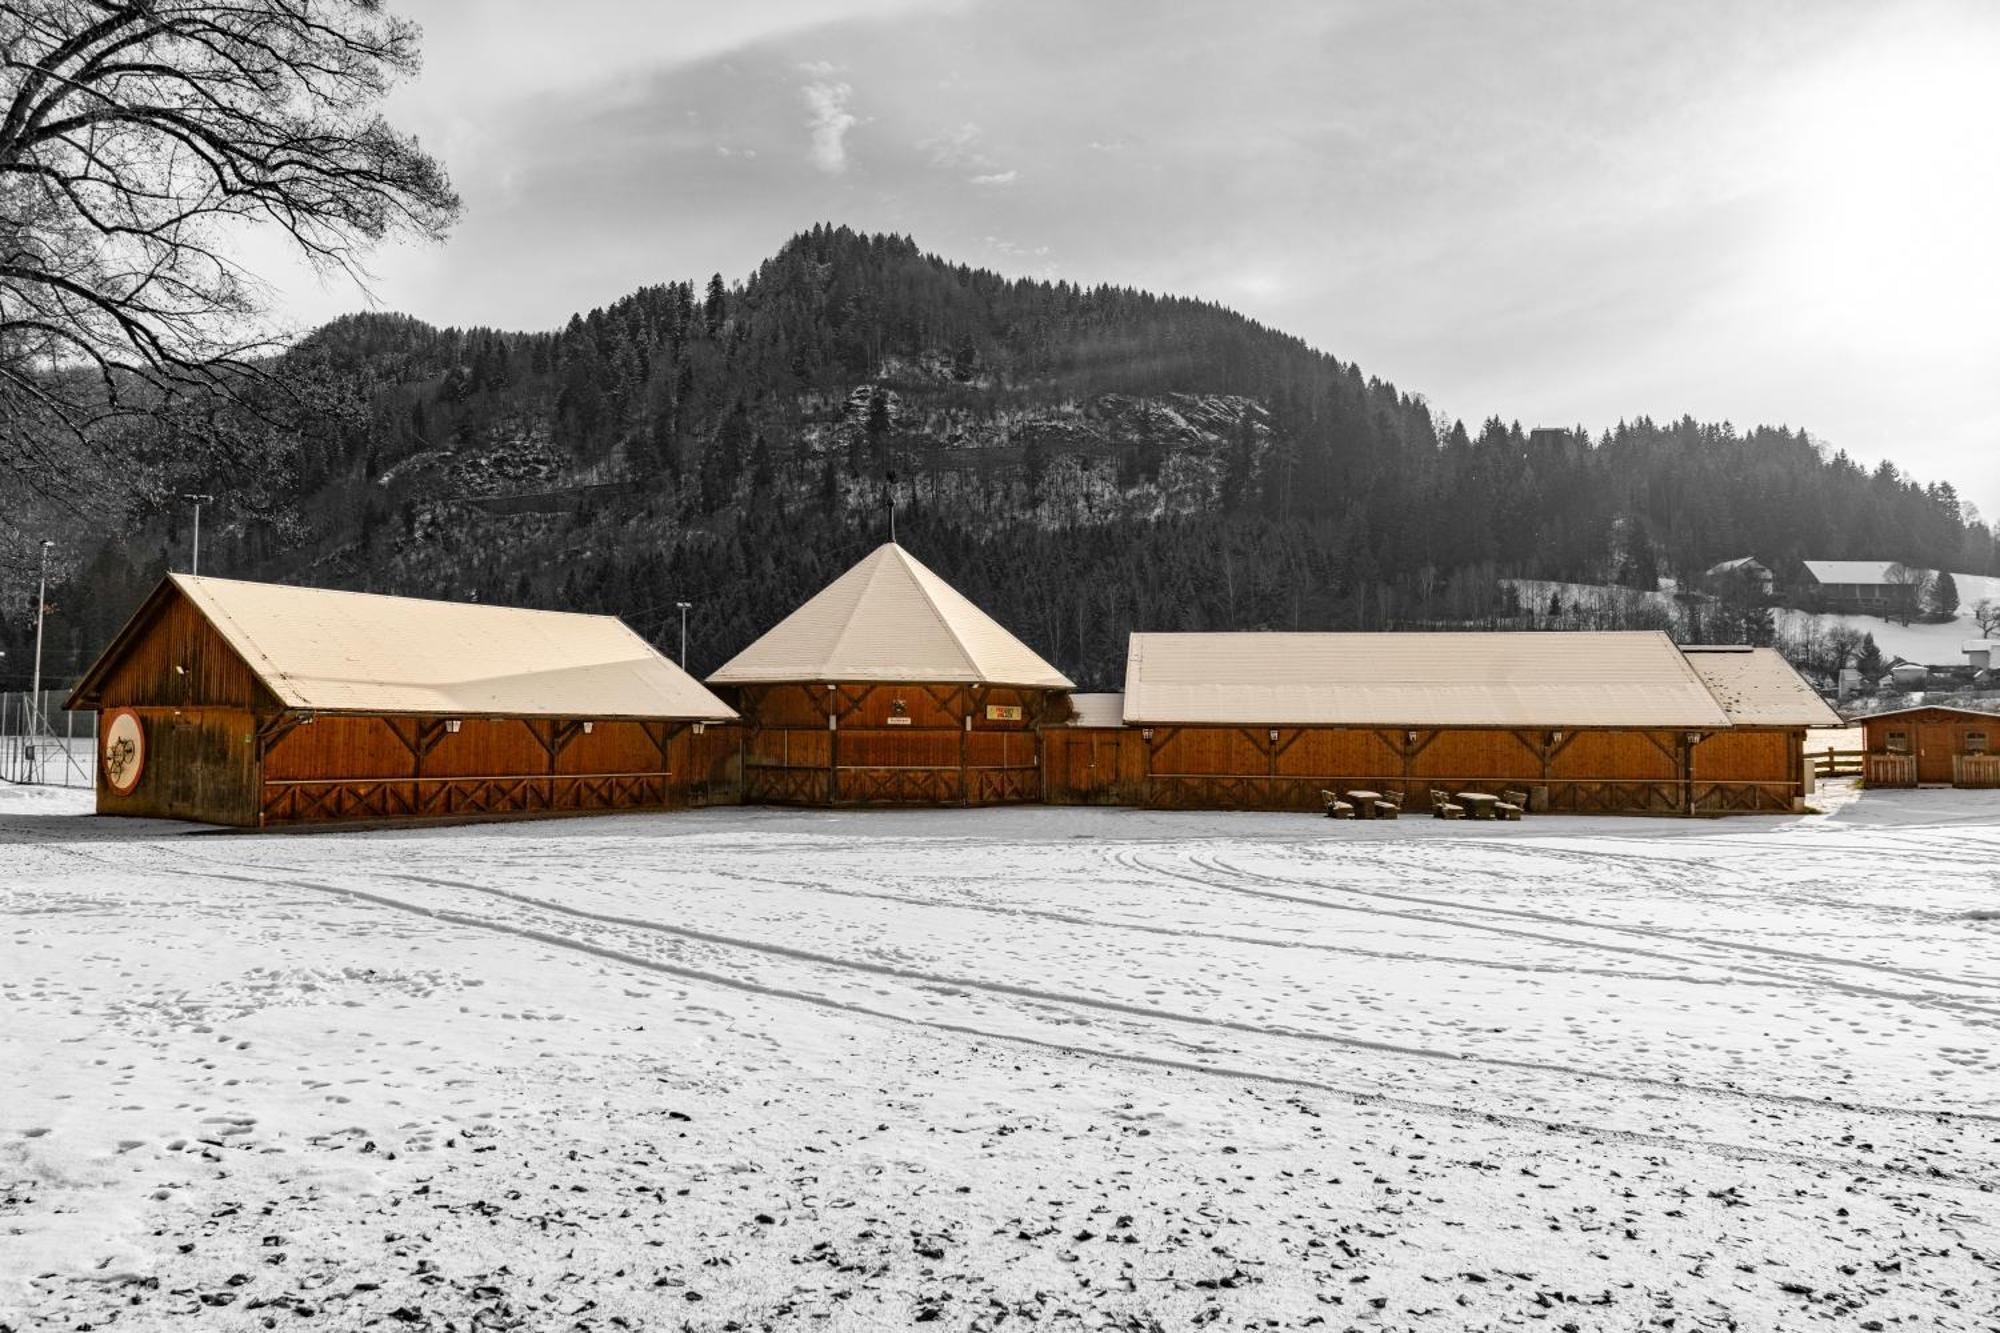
{"left": 1345, "top": 790, "right": 1383, "bottom": 818}
{"left": 1455, "top": 791, "right": 1502, "bottom": 819}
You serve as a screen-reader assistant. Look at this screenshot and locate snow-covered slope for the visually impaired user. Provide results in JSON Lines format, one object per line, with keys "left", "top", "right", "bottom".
{"left": 5, "top": 790, "right": 1996, "bottom": 1328}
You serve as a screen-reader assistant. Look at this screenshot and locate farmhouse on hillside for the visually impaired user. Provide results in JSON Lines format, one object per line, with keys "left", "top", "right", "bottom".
{"left": 65, "top": 574, "right": 738, "bottom": 827}
{"left": 706, "top": 542, "right": 1075, "bottom": 805}
{"left": 1802, "top": 559, "right": 1932, "bottom": 616}
{"left": 1047, "top": 631, "right": 1836, "bottom": 815}
{"left": 1704, "top": 556, "right": 1773, "bottom": 595}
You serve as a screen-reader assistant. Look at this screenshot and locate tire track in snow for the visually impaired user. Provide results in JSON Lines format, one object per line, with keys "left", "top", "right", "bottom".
{"left": 97, "top": 845, "right": 2000, "bottom": 1186}
{"left": 804, "top": 883, "right": 1808, "bottom": 992}
{"left": 1109, "top": 848, "right": 2000, "bottom": 1018}
{"left": 146, "top": 846, "right": 2000, "bottom": 1128}
{"left": 1151, "top": 849, "right": 2000, "bottom": 1000}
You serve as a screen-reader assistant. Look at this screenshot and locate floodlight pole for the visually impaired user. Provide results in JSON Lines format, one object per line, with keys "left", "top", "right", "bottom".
{"left": 30, "top": 539, "right": 53, "bottom": 744}
{"left": 676, "top": 601, "right": 692, "bottom": 669}
{"left": 182, "top": 493, "right": 215, "bottom": 574}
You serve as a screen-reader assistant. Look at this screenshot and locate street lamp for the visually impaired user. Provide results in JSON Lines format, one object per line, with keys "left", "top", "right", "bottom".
{"left": 29, "top": 539, "right": 53, "bottom": 752}
{"left": 676, "top": 601, "right": 692, "bottom": 669}
{"left": 181, "top": 493, "right": 215, "bottom": 575}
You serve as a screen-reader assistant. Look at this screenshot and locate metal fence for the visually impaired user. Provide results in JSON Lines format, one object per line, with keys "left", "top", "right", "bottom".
{"left": 0, "top": 689, "right": 96, "bottom": 787}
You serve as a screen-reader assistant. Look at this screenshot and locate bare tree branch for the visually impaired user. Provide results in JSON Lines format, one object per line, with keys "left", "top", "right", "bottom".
{"left": 0, "top": 0, "right": 459, "bottom": 520}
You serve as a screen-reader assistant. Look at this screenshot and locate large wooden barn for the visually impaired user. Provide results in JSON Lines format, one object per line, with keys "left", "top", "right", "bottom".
{"left": 707, "top": 543, "right": 1074, "bottom": 805}
{"left": 1046, "top": 631, "right": 1836, "bottom": 815}
{"left": 65, "top": 574, "right": 738, "bottom": 828}
{"left": 1858, "top": 705, "right": 2000, "bottom": 787}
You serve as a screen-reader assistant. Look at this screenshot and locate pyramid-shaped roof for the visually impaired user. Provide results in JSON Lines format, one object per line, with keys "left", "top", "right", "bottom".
{"left": 708, "top": 544, "right": 1074, "bottom": 689}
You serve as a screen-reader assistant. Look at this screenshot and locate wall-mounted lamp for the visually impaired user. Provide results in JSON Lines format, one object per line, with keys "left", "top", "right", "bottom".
{"left": 692, "top": 722, "right": 707, "bottom": 735}
{"left": 1141, "top": 727, "right": 1154, "bottom": 741}
{"left": 444, "top": 719, "right": 462, "bottom": 733}
{"left": 1405, "top": 729, "right": 1417, "bottom": 745}
{"left": 581, "top": 721, "right": 595, "bottom": 734}
{"left": 1549, "top": 730, "right": 1563, "bottom": 745}
{"left": 1268, "top": 728, "right": 1280, "bottom": 743}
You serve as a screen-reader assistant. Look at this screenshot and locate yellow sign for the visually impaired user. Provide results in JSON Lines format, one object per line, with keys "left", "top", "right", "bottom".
{"left": 985, "top": 704, "right": 1023, "bottom": 722}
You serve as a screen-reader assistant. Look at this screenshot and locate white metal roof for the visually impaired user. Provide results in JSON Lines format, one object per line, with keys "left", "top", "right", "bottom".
{"left": 164, "top": 574, "right": 735, "bottom": 719}
{"left": 1066, "top": 693, "right": 1128, "bottom": 728}
{"left": 1802, "top": 559, "right": 1908, "bottom": 585}
{"left": 1681, "top": 646, "right": 1843, "bottom": 728}
{"left": 707, "top": 543, "right": 1075, "bottom": 689}
{"left": 1121, "top": 631, "right": 1733, "bottom": 729}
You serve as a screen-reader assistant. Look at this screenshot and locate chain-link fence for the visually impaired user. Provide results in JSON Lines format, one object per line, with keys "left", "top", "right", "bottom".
{"left": 0, "top": 690, "right": 95, "bottom": 787}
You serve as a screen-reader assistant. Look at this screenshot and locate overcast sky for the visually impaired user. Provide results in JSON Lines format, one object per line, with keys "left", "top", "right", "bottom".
{"left": 259, "top": 0, "right": 2000, "bottom": 517}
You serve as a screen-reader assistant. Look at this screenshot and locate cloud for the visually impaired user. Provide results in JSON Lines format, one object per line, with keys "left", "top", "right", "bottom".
{"left": 968, "top": 170, "right": 1018, "bottom": 187}
{"left": 920, "top": 122, "right": 987, "bottom": 169}
{"left": 799, "top": 65, "right": 857, "bottom": 173}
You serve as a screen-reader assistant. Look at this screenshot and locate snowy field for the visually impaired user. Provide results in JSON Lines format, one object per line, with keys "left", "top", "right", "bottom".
{"left": 4, "top": 785, "right": 1998, "bottom": 1331}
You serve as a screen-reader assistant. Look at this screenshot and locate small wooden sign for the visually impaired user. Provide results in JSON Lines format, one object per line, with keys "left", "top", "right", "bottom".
{"left": 985, "top": 704, "right": 1023, "bottom": 722}
{"left": 886, "top": 716, "right": 912, "bottom": 726}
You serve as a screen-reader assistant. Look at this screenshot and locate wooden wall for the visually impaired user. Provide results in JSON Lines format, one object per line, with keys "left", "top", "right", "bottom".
{"left": 94, "top": 592, "right": 271, "bottom": 713}
{"left": 732, "top": 682, "right": 1052, "bottom": 805}
{"left": 95, "top": 707, "right": 261, "bottom": 826}
{"left": 256, "top": 713, "right": 728, "bottom": 826}
{"left": 1043, "top": 727, "right": 1149, "bottom": 805}
{"left": 1046, "top": 723, "right": 1803, "bottom": 815}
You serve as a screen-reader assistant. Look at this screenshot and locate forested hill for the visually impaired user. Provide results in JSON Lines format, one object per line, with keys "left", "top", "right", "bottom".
{"left": 19, "top": 224, "right": 1996, "bottom": 690}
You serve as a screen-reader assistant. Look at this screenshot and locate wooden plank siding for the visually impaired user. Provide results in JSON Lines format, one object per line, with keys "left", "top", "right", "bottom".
{"left": 1041, "top": 724, "right": 1808, "bottom": 815}
{"left": 255, "top": 714, "right": 731, "bottom": 826}
{"left": 728, "top": 682, "right": 1052, "bottom": 806}
{"left": 96, "top": 707, "right": 261, "bottom": 825}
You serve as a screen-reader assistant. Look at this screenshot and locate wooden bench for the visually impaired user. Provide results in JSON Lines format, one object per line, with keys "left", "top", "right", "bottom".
{"left": 1430, "top": 788, "right": 1465, "bottom": 819}
{"left": 1320, "top": 790, "right": 1356, "bottom": 819}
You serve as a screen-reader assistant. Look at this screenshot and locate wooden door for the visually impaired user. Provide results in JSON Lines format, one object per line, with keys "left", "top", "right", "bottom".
{"left": 1917, "top": 724, "right": 1955, "bottom": 784}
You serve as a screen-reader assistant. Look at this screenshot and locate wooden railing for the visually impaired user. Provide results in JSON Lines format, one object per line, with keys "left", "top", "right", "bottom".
{"left": 1862, "top": 753, "right": 1916, "bottom": 788}
{"left": 1810, "top": 747, "right": 1866, "bottom": 777}
{"left": 1954, "top": 754, "right": 2000, "bottom": 788}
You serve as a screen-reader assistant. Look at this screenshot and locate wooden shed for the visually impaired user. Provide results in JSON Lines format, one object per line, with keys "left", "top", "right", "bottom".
{"left": 707, "top": 543, "right": 1074, "bottom": 805}
{"left": 65, "top": 574, "right": 738, "bottom": 827}
{"left": 1859, "top": 705, "right": 2000, "bottom": 788}
{"left": 1055, "top": 630, "right": 1830, "bottom": 816}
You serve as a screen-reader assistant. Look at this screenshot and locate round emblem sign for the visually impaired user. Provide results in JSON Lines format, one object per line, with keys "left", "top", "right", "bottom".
{"left": 102, "top": 708, "right": 146, "bottom": 795}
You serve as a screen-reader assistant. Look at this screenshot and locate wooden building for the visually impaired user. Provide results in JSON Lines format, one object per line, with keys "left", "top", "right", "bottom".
{"left": 66, "top": 574, "right": 738, "bottom": 828}
{"left": 1859, "top": 705, "right": 2000, "bottom": 787}
{"left": 708, "top": 543, "right": 1074, "bottom": 805}
{"left": 1680, "top": 646, "right": 1843, "bottom": 810}
{"left": 1045, "top": 631, "right": 1836, "bottom": 815}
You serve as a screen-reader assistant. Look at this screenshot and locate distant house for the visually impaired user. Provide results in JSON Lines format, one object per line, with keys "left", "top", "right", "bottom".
{"left": 1802, "top": 560, "right": 1927, "bottom": 616}
{"left": 1965, "top": 641, "right": 2000, "bottom": 671}
{"left": 1705, "top": 557, "right": 1773, "bottom": 595}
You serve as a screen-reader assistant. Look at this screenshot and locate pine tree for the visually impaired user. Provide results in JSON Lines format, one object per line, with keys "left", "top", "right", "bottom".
{"left": 704, "top": 273, "right": 727, "bottom": 337}
{"left": 1930, "top": 569, "right": 1960, "bottom": 618}
{"left": 1856, "top": 633, "right": 1884, "bottom": 679}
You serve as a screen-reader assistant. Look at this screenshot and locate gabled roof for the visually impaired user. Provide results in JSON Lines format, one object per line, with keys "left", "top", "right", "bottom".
{"left": 1681, "top": 646, "right": 1842, "bottom": 728}
{"left": 1121, "top": 631, "right": 1732, "bottom": 728}
{"left": 1853, "top": 703, "right": 2000, "bottom": 724}
{"left": 707, "top": 543, "right": 1074, "bottom": 689}
{"left": 1802, "top": 559, "right": 1913, "bottom": 586}
{"left": 68, "top": 574, "right": 735, "bottom": 720}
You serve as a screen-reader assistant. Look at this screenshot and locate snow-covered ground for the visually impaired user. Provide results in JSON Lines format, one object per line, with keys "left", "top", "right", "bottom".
{"left": 4, "top": 785, "right": 1997, "bottom": 1331}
